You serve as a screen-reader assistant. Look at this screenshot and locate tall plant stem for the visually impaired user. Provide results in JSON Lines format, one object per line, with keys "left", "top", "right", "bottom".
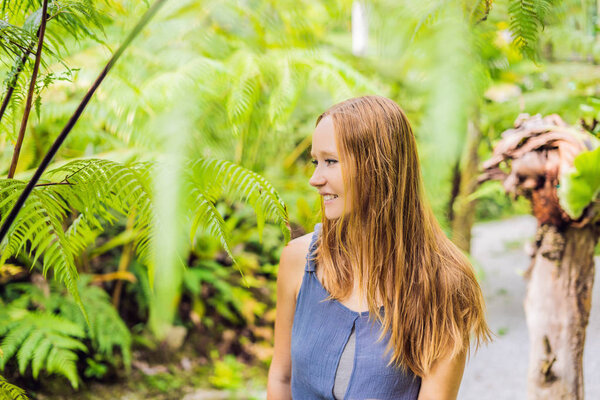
{"left": 7, "top": 0, "right": 50, "bottom": 179}
{"left": 0, "top": 0, "right": 168, "bottom": 243}
{"left": 0, "top": 8, "right": 57, "bottom": 126}
{"left": 112, "top": 209, "right": 136, "bottom": 309}
{"left": 451, "top": 111, "right": 482, "bottom": 252}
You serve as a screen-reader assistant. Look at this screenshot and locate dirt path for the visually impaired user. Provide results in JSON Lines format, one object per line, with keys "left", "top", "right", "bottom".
{"left": 459, "top": 215, "right": 600, "bottom": 400}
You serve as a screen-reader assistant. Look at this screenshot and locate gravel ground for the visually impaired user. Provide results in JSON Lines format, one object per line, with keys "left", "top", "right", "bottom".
{"left": 459, "top": 215, "right": 600, "bottom": 400}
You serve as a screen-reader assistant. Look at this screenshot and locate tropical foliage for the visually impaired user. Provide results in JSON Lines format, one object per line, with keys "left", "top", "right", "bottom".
{"left": 0, "top": 275, "right": 132, "bottom": 388}
{"left": 0, "top": 0, "right": 599, "bottom": 397}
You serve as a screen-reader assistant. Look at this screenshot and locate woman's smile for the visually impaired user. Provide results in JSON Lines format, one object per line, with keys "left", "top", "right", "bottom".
{"left": 322, "top": 193, "right": 338, "bottom": 203}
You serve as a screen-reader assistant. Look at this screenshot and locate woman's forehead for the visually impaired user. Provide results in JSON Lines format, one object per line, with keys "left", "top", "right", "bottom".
{"left": 311, "top": 117, "right": 337, "bottom": 157}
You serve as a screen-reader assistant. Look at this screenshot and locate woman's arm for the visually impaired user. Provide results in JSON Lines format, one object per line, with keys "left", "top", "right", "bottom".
{"left": 417, "top": 349, "right": 467, "bottom": 400}
{"left": 267, "top": 236, "right": 309, "bottom": 399}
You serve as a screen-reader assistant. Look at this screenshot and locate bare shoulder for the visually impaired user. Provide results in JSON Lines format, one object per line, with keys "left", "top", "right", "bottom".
{"left": 281, "top": 231, "right": 313, "bottom": 262}
{"left": 278, "top": 231, "right": 314, "bottom": 301}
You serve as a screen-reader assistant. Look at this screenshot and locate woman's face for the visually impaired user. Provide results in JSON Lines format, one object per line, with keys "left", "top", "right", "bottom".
{"left": 309, "top": 116, "right": 351, "bottom": 219}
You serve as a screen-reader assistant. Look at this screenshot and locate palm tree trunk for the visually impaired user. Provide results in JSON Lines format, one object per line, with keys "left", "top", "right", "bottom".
{"left": 525, "top": 224, "right": 599, "bottom": 399}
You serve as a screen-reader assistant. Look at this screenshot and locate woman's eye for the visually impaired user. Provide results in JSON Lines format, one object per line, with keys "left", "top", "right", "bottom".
{"left": 311, "top": 159, "right": 338, "bottom": 167}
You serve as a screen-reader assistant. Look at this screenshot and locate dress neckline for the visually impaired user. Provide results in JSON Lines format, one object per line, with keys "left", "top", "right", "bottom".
{"left": 311, "top": 271, "right": 385, "bottom": 317}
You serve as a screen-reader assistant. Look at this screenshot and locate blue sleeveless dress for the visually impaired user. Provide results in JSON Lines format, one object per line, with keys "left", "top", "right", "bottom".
{"left": 290, "top": 223, "right": 421, "bottom": 399}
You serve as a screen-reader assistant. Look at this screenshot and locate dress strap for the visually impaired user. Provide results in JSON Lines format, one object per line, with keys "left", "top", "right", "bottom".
{"left": 304, "top": 223, "right": 321, "bottom": 272}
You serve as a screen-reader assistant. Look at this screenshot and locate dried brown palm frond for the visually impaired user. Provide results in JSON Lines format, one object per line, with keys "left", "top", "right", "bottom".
{"left": 478, "top": 113, "right": 596, "bottom": 229}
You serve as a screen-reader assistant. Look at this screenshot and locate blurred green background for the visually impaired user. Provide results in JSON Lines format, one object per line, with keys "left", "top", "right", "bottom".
{"left": 1, "top": 0, "right": 599, "bottom": 398}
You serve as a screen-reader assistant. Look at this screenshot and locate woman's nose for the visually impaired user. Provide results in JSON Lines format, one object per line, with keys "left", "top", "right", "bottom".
{"left": 309, "top": 168, "right": 326, "bottom": 187}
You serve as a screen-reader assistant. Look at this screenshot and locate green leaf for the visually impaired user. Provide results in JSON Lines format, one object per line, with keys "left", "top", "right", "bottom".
{"left": 558, "top": 146, "right": 600, "bottom": 219}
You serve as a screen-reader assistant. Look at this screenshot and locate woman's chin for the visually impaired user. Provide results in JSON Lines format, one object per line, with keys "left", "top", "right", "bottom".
{"left": 323, "top": 210, "right": 342, "bottom": 220}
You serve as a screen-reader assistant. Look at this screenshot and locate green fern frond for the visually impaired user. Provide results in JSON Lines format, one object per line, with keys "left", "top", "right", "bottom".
{"left": 1, "top": 0, "right": 38, "bottom": 17}
{"left": 188, "top": 188, "right": 233, "bottom": 259}
{"left": 313, "top": 51, "right": 382, "bottom": 94}
{"left": 30, "top": 337, "right": 52, "bottom": 379}
{"left": 227, "top": 50, "right": 261, "bottom": 136}
{"left": 404, "top": 0, "right": 446, "bottom": 43}
{"left": 16, "top": 329, "right": 44, "bottom": 375}
{"left": 0, "top": 19, "right": 36, "bottom": 60}
{"left": 44, "top": 346, "right": 80, "bottom": 388}
{"left": 1, "top": 0, "right": 106, "bottom": 46}
{"left": 49, "top": 0, "right": 106, "bottom": 44}
{"left": 54, "top": 276, "right": 132, "bottom": 370}
{"left": 44, "top": 159, "right": 154, "bottom": 266}
{"left": 0, "top": 180, "right": 83, "bottom": 320}
{"left": 0, "top": 311, "right": 85, "bottom": 388}
{"left": 0, "top": 0, "right": 106, "bottom": 142}
{"left": 468, "top": 0, "right": 494, "bottom": 23}
{"left": 0, "top": 374, "right": 29, "bottom": 400}
{"left": 508, "top": 0, "right": 558, "bottom": 60}
{"left": 188, "top": 158, "right": 290, "bottom": 243}
{"left": 64, "top": 213, "right": 103, "bottom": 256}
{"left": 265, "top": 57, "right": 300, "bottom": 128}
{"left": 1, "top": 277, "right": 132, "bottom": 385}
{"left": 28, "top": 1, "right": 380, "bottom": 171}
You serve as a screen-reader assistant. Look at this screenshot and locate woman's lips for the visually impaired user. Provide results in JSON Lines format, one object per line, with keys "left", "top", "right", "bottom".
{"left": 323, "top": 194, "right": 338, "bottom": 204}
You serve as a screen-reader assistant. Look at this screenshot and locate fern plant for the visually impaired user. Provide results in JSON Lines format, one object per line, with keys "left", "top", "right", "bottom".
{"left": 0, "top": 303, "right": 87, "bottom": 388}
{"left": 187, "top": 157, "right": 290, "bottom": 254}
{"left": 0, "top": 374, "right": 28, "bottom": 400}
{"left": 0, "top": 0, "right": 105, "bottom": 140}
{"left": 508, "top": 0, "right": 559, "bottom": 60}
{"left": 0, "top": 155, "right": 288, "bottom": 312}
{"left": 30, "top": 0, "right": 382, "bottom": 172}
{"left": 0, "top": 159, "right": 154, "bottom": 315}
{"left": 0, "top": 276, "right": 132, "bottom": 388}
{"left": 43, "top": 276, "right": 133, "bottom": 370}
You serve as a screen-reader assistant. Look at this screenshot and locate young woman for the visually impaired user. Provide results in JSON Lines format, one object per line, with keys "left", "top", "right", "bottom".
{"left": 267, "top": 96, "right": 491, "bottom": 399}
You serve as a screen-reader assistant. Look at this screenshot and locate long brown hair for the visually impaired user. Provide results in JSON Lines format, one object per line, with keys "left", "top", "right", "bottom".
{"left": 314, "top": 95, "right": 491, "bottom": 376}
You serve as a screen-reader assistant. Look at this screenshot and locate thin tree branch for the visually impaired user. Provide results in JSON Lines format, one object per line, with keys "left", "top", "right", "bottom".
{"left": 33, "top": 162, "right": 90, "bottom": 187}
{"left": 34, "top": 182, "right": 74, "bottom": 187}
{"left": 0, "top": 10, "right": 52, "bottom": 125}
{"left": 0, "top": 0, "right": 168, "bottom": 243}
{"left": 62, "top": 162, "right": 91, "bottom": 181}
{"left": 3, "top": 37, "right": 31, "bottom": 53}
{"left": 7, "top": 0, "right": 50, "bottom": 179}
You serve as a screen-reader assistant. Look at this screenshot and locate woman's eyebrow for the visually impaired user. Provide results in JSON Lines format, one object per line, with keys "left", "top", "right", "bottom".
{"left": 310, "top": 150, "right": 338, "bottom": 158}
